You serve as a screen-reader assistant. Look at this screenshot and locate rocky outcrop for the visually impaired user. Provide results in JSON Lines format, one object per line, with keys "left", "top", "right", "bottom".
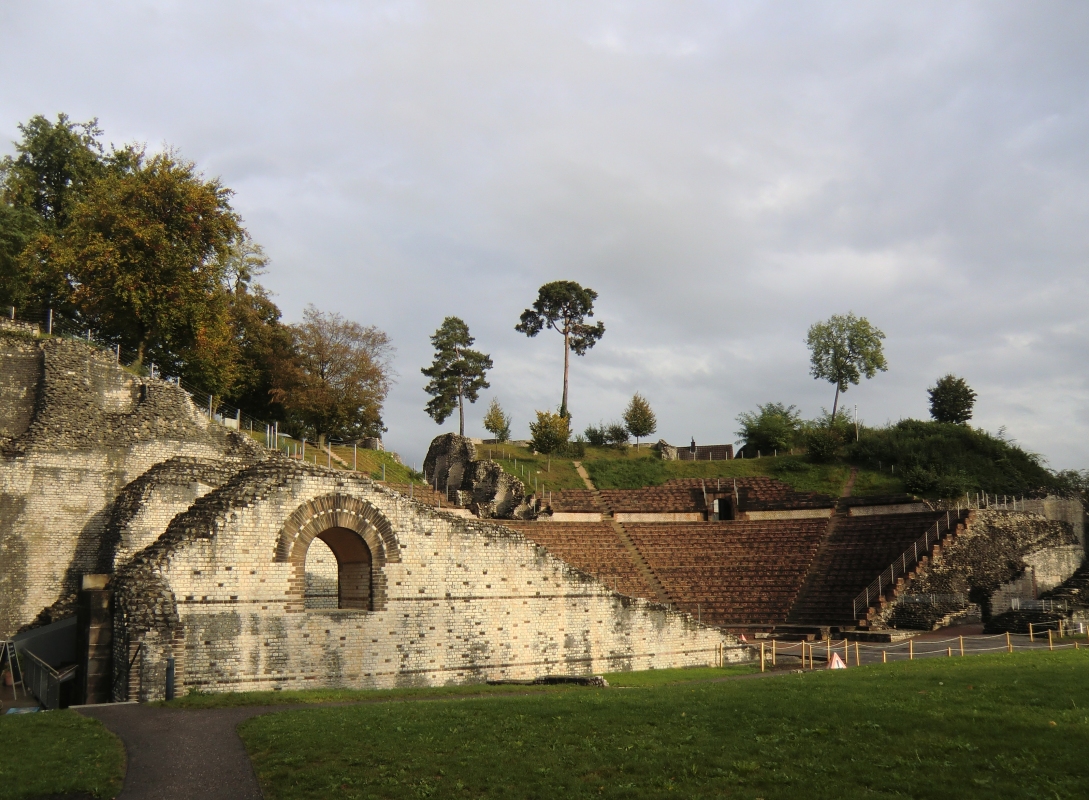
{"left": 457, "top": 460, "right": 529, "bottom": 519}
{"left": 423, "top": 433, "right": 531, "bottom": 519}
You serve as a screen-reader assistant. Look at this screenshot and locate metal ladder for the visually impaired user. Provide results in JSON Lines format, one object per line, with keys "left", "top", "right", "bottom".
{"left": 2, "top": 640, "right": 24, "bottom": 700}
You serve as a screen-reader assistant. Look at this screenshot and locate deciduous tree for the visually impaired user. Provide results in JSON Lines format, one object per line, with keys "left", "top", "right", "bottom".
{"left": 515, "top": 280, "right": 604, "bottom": 418}
{"left": 735, "top": 403, "right": 802, "bottom": 455}
{"left": 928, "top": 374, "right": 977, "bottom": 424}
{"left": 483, "top": 398, "right": 512, "bottom": 443}
{"left": 806, "top": 313, "right": 887, "bottom": 421}
{"left": 38, "top": 149, "right": 243, "bottom": 375}
{"left": 421, "top": 317, "right": 493, "bottom": 437}
{"left": 623, "top": 393, "right": 657, "bottom": 445}
{"left": 276, "top": 305, "right": 394, "bottom": 445}
{"left": 529, "top": 409, "right": 571, "bottom": 455}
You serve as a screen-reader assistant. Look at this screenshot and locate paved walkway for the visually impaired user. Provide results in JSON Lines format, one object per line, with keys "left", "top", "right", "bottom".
{"left": 77, "top": 704, "right": 271, "bottom": 800}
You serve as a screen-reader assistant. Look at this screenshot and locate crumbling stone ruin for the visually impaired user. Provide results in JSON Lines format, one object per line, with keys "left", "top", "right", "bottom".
{"left": 1, "top": 329, "right": 264, "bottom": 637}
{"left": 423, "top": 433, "right": 532, "bottom": 518}
{"left": 3, "top": 326, "right": 1085, "bottom": 707}
{"left": 2, "top": 331, "right": 741, "bottom": 703}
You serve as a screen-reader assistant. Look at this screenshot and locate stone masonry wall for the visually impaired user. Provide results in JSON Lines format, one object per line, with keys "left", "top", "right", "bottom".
{"left": 112, "top": 462, "right": 744, "bottom": 699}
{"left": 0, "top": 333, "right": 265, "bottom": 636}
{"left": 883, "top": 510, "right": 1082, "bottom": 630}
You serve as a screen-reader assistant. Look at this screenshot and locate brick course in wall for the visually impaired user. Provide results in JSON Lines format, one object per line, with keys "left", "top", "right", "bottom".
{"left": 111, "top": 462, "right": 745, "bottom": 700}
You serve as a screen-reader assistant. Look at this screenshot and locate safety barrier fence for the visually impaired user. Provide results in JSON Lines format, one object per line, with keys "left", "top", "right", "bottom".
{"left": 851, "top": 509, "right": 971, "bottom": 621}
{"left": 752, "top": 630, "right": 1089, "bottom": 672}
{"left": 20, "top": 649, "right": 78, "bottom": 710}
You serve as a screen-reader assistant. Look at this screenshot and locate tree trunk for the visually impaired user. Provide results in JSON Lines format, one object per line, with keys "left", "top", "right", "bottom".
{"left": 561, "top": 326, "right": 570, "bottom": 417}
{"left": 831, "top": 385, "right": 840, "bottom": 422}
{"left": 458, "top": 382, "right": 465, "bottom": 437}
{"left": 135, "top": 338, "right": 146, "bottom": 368}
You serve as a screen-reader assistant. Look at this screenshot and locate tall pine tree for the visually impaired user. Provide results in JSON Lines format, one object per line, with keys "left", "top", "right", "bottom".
{"left": 421, "top": 317, "right": 493, "bottom": 436}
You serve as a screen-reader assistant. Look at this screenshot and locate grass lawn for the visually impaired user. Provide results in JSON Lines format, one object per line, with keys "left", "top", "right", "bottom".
{"left": 0, "top": 710, "right": 124, "bottom": 800}
{"left": 239, "top": 651, "right": 1089, "bottom": 799}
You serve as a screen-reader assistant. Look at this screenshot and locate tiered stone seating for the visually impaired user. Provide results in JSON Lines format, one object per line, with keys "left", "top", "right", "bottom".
{"left": 499, "top": 521, "right": 656, "bottom": 599}
{"left": 597, "top": 478, "right": 833, "bottom": 516}
{"left": 787, "top": 512, "right": 946, "bottom": 625}
{"left": 599, "top": 482, "right": 707, "bottom": 514}
{"left": 623, "top": 520, "right": 829, "bottom": 627}
{"left": 545, "top": 490, "right": 599, "bottom": 513}
{"left": 731, "top": 477, "right": 835, "bottom": 511}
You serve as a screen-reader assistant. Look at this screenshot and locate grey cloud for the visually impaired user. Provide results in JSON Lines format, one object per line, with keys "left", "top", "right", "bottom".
{"left": 2, "top": 1, "right": 1087, "bottom": 466}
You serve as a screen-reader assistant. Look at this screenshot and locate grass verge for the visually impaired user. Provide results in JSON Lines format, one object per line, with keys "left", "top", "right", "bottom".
{"left": 0, "top": 710, "right": 124, "bottom": 800}
{"left": 159, "top": 665, "right": 757, "bottom": 709}
{"left": 240, "top": 651, "right": 1089, "bottom": 799}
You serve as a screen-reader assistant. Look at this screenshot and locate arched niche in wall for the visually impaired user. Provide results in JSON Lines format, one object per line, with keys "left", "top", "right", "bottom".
{"left": 303, "top": 527, "right": 372, "bottom": 609}
{"left": 275, "top": 493, "right": 400, "bottom": 612}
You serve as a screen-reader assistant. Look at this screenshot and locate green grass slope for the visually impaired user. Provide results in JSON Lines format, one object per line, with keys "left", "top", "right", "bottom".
{"left": 847, "top": 420, "right": 1064, "bottom": 498}
{"left": 239, "top": 650, "right": 1089, "bottom": 800}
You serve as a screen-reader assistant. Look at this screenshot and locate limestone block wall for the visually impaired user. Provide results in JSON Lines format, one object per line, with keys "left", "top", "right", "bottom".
{"left": 112, "top": 463, "right": 744, "bottom": 700}
{"left": 105, "top": 458, "right": 243, "bottom": 571}
{"left": 0, "top": 333, "right": 265, "bottom": 636}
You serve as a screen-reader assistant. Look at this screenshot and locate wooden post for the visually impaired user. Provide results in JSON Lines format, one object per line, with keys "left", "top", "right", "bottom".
{"left": 1048, "top": 629, "right": 1053, "bottom": 651}
{"left": 1007, "top": 632, "right": 1012, "bottom": 653}
{"left": 882, "top": 649, "right": 887, "bottom": 664}
{"left": 843, "top": 639, "right": 849, "bottom": 665}
{"left": 909, "top": 639, "right": 914, "bottom": 660}
{"left": 855, "top": 641, "right": 860, "bottom": 666}
{"left": 959, "top": 635, "right": 964, "bottom": 657}
{"left": 1030, "top": 624, "right": 1035, "bottom": 643}
{"left": 947, "top": 647, "right": 952, "bottom": 657}
{"left": 353, "top": 443, "right": 357, "bottom": 471}
{"left": 760, "top": 642, "right": 766, "bottom": 673}
{"left": 826, "top": 639, "right": 830, "bottom": 664}
{"left": 772, "top": 639, "right": 776, "bottom": 666}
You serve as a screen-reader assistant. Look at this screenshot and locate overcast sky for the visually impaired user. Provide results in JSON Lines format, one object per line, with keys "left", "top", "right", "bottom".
{"left": 3, "top": 1, "right": 1087, "bottom": 469}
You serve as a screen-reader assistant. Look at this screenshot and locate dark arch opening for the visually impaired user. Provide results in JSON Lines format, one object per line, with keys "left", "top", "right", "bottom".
{"left": 304, "top": 526, "right": 372, "bottom": 610}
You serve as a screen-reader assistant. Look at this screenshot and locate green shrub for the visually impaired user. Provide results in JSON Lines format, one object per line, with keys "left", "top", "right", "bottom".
{"left": 805, "top": 426, "right": 843, "bottom": 463}
{"left": 561, "top": 435, "right": 586, "bottom": 458}
{"left": 529, "top": 410, "right": 570, "bottom": 454}
{"left": 848, "top": 419, "right": 1059, "bottom": 497}
{"left": 584, "top": 421, "right": 628, "bottom": 448}
{"left": 735, "top": 402, "right": 802, "bottom": 454}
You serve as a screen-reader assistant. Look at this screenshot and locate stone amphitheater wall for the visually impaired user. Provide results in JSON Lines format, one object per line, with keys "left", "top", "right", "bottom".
{"left": 0, "top": 332, "right": 264, "bottom": 636}
{"left": 112, "top": 464, "right": 744, "bottom": 700}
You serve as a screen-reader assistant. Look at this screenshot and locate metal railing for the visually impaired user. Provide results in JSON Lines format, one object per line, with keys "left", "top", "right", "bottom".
{"left": 21, "top": 648, "right": 78, "bottom": 710}
{"left": 1011, "top": 598, "right": 1069, "bottom": 613}
{"left": 851, "top": 509, "right": 970, "bottom": 621}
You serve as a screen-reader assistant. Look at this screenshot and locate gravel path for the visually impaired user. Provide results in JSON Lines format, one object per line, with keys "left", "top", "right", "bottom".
{"left": 77, "top": 704, "right": 271, "bottom": 800}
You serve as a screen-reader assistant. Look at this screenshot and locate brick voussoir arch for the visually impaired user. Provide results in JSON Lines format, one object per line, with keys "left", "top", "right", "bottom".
{"left": 275, "top": 493, "right": 401, "bottom": 611}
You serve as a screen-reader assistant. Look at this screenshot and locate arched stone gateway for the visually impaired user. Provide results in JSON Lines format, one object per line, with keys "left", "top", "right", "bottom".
{"left": 276, "top": 493, "right": 401, "bottom": 611}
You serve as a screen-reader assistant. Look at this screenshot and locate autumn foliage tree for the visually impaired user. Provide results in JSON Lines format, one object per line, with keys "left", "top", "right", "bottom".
{"left": 276, "top": 305, "right": 394, "bottom": 445}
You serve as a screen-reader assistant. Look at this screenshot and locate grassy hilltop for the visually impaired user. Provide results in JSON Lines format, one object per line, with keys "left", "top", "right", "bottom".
{"left": 481, "top": 418, "right": 1076, "bottom": 501}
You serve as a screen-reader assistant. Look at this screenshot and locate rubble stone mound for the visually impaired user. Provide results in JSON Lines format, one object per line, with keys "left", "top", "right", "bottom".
{"left": 424, "top": 433, "right": 531, "bottom": 519}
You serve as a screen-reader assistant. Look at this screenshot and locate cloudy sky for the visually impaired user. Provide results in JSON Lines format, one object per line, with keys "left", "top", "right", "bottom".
{"left": 3, "top": 1, "right": 1087, "bottom": 469}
